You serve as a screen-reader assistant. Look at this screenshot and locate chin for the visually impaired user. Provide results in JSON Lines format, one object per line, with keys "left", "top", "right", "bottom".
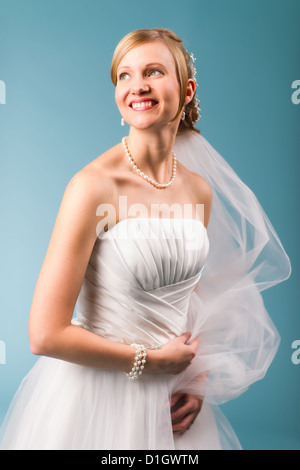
{"left": 128, "top": 116, "right": 176, "bottom": 131}
{"left": 126, "top": 119, "right": 157, "bottom": 130}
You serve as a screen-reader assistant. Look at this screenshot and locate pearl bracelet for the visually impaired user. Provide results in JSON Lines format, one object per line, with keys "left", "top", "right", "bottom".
{"left": 125, "top": 343, "right": 147, "bottom": 381}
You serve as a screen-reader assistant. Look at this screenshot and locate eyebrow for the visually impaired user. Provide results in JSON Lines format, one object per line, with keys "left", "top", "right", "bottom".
{"left": 117, "top": 62, "right": 166, "bottom": 72}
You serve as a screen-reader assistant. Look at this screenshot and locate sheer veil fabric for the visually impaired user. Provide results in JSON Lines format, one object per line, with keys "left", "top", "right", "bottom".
{"left": 172, "top": 131, "right": 291, "bottom": 405}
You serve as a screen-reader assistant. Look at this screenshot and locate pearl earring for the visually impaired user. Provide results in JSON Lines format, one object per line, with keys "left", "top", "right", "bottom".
{"left": 121, "top": 117, "right": 125, "bottom": 126}
{"left": 181, "top": 110, "right": 186, "bottom": 121}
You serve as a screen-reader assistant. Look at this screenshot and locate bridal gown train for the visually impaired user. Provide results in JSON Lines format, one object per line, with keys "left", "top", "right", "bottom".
{"left": 0, "top": 217, "right": 242, "bottom": 450}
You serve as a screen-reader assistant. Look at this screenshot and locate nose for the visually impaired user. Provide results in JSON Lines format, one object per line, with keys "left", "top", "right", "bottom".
{"left": 131, "top": 78, "right": 150, "bottom": 94}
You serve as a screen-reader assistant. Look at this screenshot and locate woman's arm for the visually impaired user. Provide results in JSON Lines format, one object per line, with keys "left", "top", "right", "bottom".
{"left": 28, "top": 168, "right": 197, "bottom": 375}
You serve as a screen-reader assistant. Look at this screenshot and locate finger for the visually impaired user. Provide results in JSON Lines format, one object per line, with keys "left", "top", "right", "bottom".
{"left": 173, "top": 411, "right": 197, "bottom": 430}
{"left": 180, "top": 332, "right": 192, "bottom": 344}
{"left": 190, "top": 336, "right": 199, "bottom": 351}
{"left": 171, "top": 397, "right": 196, "bottom": 423}
{"left": 172, "top": 412, "right": 197, "bottom": 434}
{"left": 171, "top": 395, "right": 189, "bottom": 418}
{"left": 170, "top": 392, "right": 182, "bottom": 408}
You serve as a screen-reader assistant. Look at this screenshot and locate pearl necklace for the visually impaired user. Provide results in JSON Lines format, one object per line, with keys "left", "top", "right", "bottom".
{"left": 122, "top": 137, "right": 177, "bottom": 189}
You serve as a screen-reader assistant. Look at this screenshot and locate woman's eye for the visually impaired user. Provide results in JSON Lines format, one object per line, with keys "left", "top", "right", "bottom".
{"left": 149, "top": 69, "right": 163, "bottom": 76}
{"left": 118, "top": 69, "right": 163, "bottom": 81}
{"left": 119, "top": 73, "right": 130, "bottom": 80}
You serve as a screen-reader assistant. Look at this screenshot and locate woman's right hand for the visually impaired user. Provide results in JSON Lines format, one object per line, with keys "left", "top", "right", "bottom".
{"left": 146, "top": 333, "right": 198, "bottom": 375}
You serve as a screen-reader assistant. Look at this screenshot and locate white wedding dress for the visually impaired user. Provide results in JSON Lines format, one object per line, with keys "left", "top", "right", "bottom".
{"left": 0, "top": 217, "right": 242, "bottom": 450}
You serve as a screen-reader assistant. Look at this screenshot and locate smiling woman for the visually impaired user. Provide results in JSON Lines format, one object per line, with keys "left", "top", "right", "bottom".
{"left": 115, "top": 42, "right": 184, "bottom": 134}
{"left": 0, "top": 28, "right": 291, "bottom": 451}
{"left": 111, "top": 28, "right": 200, "bottom": 134}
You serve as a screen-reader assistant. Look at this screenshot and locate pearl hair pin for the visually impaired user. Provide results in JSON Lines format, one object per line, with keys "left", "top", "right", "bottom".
{"left": 122, "top": 137, "right": 177, "bottom": 189}
{"left": 189, "top": 52, "right": 201, "bottom": 122}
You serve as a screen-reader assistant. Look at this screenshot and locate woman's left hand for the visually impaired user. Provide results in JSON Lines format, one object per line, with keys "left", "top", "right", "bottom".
{"left": 170, "top": 392, "right": 203, "bottom": 435}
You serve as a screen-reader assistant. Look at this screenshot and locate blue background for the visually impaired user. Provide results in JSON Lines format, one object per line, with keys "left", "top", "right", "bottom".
{"left": 0, "top": 0, "right": 299, "bottom": 450}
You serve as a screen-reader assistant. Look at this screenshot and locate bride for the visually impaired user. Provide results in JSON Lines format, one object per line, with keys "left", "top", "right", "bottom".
{"left": 0, "top": 28, "right": 291, "bottom": 450}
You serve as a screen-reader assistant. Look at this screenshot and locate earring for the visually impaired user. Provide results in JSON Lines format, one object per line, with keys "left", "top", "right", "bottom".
{"left": 181, "top": 110, "right": 186, "bottom": 121}
{"left": 121, "top": 117, "right": 125, "bottom": 126}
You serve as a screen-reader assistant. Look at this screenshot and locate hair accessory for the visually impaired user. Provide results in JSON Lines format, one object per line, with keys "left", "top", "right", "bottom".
{"left": 190, "top": 52, "right": 197, "bottom": 83}
{"left": 125, "top": 344, "right": 147, "bottom": 380}
{"left": 189, "top": 52, "right": 201, "bottom": 122}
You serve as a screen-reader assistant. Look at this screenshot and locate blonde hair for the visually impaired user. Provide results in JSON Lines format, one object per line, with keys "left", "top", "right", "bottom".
{"left": 110, "top": 28, "right": 200, "bottom": 135}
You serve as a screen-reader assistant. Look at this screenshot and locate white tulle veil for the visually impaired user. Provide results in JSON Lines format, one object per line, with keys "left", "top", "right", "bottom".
{"left": 172, "top": 130, "right": 292, "bottom": 406}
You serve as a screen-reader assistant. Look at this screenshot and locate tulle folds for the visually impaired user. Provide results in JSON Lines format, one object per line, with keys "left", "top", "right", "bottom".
{"left": 0, "top": 356, "right": 241, "bottom": 450}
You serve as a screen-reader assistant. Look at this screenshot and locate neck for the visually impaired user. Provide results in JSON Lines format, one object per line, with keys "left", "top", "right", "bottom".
{"left": 126, "top": 126, "right": 177, "bottom": 183}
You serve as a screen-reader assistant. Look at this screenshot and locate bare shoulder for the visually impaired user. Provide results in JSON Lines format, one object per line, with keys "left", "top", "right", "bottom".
{"left": 65, "top": 144, "right": 122, "bottom": 205}
{"left": 191, "top": 172, "right": 212, "bottom": 228}
{"left": 53, "top": 146, "right": 122, "bottom": 247}
{"left": 66, "top": 166, "right": 116, "bottom": 204}
{"left": 191, "top": 171, "right": 212, "bottom": 203}
{"left": 177, "top": 162, "right": 213, "bottom": 227}
{"left": 177, "top": 162, "right": 212, "bottom": 198}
